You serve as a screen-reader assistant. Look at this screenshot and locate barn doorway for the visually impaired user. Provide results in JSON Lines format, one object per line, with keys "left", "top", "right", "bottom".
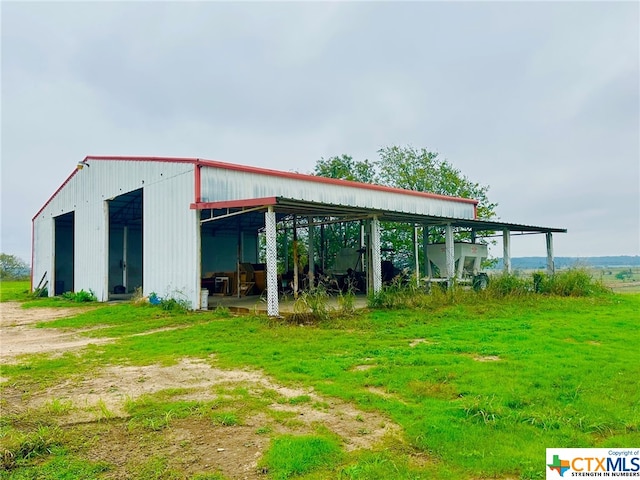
{"left": 54, "top": 211, "right": 74, "bottom": 295}
{"left": 108, "top": 189, "right": 143, "bottom": 297}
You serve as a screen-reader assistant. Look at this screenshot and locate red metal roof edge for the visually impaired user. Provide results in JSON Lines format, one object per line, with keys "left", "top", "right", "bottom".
{"left": 34, "top": 155, "right": 479, "bottom": 220}
{"left": 83, "top": 155, "right": 479, "bottom": 205}
{"left": 190, "top": 197, "right": 278, "bottom": 210}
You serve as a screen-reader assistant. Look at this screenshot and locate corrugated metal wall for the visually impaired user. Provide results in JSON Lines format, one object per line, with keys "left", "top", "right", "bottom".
{"left": 33, "top": 160, "right": 199, "bottom": 306}
{"left": 200, "top": 167, "right": 475, "bottom": 219}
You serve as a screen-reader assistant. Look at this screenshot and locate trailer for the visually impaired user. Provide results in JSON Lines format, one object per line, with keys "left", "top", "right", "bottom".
{"left": 426, "top": 242, "right": 489, "bottom": 289}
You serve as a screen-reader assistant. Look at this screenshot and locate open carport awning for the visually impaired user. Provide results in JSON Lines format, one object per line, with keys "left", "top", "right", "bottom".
{"left": 190, "top": 196, "right": 567, "bottom": 235}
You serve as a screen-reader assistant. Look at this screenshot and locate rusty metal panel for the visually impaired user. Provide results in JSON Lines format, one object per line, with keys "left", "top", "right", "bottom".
{"left": 200, "top": 167, "right": 476, "bottom": 220}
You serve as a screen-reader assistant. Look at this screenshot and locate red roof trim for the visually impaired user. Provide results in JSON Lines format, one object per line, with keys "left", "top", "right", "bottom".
{"left": 190, "top": 197, "right": 278, "bottom": 210}
{"left": 83, "top": 155, "right": 478, "bottom": 205}
{"left": 35, "top": 155, "right": 479, "bottom": 219}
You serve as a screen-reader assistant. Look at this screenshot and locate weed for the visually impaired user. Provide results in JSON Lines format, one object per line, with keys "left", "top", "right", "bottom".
{"left": 211, "top": 412, "right": 239, "bottom": 426}
{"left": 61, "top": 289, "right": 97, "bottom": 302}
{"left": 292, "top": 285, "right": 331, "bottom": 322}
{"left": 288, "top": 395, "right": 312, "bottom": 405}
{"left": 44, "top": 398, "right": 73, "bottom": 416}
{"left": 0, "top": 425, "right": 65, "bottom": 469}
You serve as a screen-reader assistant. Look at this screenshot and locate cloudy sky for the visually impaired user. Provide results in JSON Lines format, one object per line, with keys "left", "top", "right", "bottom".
{"left": 2, "top": 1, "right": 638, "bottom": 262}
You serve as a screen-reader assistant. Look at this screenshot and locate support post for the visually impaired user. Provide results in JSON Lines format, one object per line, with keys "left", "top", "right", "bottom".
{"left": 307, "top": 217, "right": 315, "bottom": 288}
{"left": 370, "top": 216, "right": 382, "bottom": 294}
{"left": 320, "top": 224, "right": 325, "bottom": 272}
{"left": 283, "top": 226, "right": 289, "bottom": 273}
{"left": 292, "top": 215, "right": 299, "bottom": 299}
{"left": 503, "top": 229, "right": 511, "bottom": 274}
{"left": 413, "top": 225, "right": 420, "bottom": 285}
{"left": 423, "top": 225, "right": 431, "bottom": 279}
{"left": 445, "top": 224, "right": 455, "bottom": 284}
{"left": 265, "top": 207, "right": 279, "bottom": 317}
{"left": 546, "top": 232, "right": 555, "bottom": 275}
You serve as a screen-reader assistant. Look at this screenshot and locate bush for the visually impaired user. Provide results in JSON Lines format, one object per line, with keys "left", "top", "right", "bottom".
{"left": 488, "top": 269, "right": 611, "bottom": 298}
{"left": 534, "top": 268, "right": 611, "bottom": 297}
{"left": 148, "top": 292, "right": 191, "bottom": 312}
{"left": 61, "top": 289, "right": 97, "bottom": 302}
{"left": 485, "top": 273, "right": 532, "bottom": 297}
{"left": 292, "top": 285, "right": 331, "bottom": 322}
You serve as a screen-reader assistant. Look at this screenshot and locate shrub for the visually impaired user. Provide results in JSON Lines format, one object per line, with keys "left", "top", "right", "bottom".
{"left": 148, "top": 291, "right": 191, "bottom": 312}
{"left": 61, "top": 289, "right": 97, "bottom": 302}
{"left": 292, "top": 285, "right": 331, "bottom": 322}
{"left": 535, "top": 268, "right": 611, "bottom": 297}
{"left": 485, "top": 273, "right": 532, "bottom": 297}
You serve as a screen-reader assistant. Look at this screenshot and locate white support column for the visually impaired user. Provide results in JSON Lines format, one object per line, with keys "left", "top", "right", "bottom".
{"left": 265, "top": 207, "right": 279, "bottom": 317}
{"left": 413, "top": 225, "right": 420, "bottom": 285}
{"left": 445, "top": 224, "right": 455, "bottom": 282}
{"left": 307, "top": 216, "right": 315, "bottom": 287}
{"left": 546, "top": 232, "right": 555, "bottom": 275}
{"left": 503, "top": 229, "right": 511, "bottom": 274}
{"left": 370, "top": 216, "right": 382, "bottom": 293}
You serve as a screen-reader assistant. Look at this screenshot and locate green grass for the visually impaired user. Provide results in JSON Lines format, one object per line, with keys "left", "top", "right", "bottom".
{"left": 2, "top": 279, "right": 639, "bottom": 479}
{"left": 0, "top": 280, "right": 30, "bottom": 302}
{"left": 260, "top": 434, "right": 344, "bottom": 479}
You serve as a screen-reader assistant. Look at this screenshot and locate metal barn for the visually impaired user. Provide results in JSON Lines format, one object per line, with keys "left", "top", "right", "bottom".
{"left": 32, "top": 156, "right": 565, "bottom": 315}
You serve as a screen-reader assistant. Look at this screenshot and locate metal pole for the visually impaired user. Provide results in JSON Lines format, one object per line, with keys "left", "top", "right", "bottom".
{"left": 413, "top": 225, "right": 420, "bottom": 285}
{"left": 293, "top": 215, "right": 298, "bottom": 299}
{"left": 307, "top": 216, "right": 315, "bottom": 288}
{"left": 503, "top": 229, "right": 511, "bottom": 274}
{"left": 423, "top": 225, "right": 431, "bottom": 279}
{"left": 371, "top": 216, "right": 382, "bottom": 293}
{"left": 445, "top": 224, "right": 455, "bottom": 285}
{"left": 546, "top": 232, "right": 555, "bottom": 275}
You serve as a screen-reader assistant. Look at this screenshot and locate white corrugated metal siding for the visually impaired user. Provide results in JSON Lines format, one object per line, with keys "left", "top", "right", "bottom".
{"left": 33, "top": 160, "right": 199, "bottom": 307}
{"left": 200, "top": 167, "right": 475, "bottom": 219}
{"left": 143, "top": 171, "right": 199, "bottom": 306}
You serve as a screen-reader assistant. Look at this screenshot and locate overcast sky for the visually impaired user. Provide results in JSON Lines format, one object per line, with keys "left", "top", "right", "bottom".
{"left": 2, "top": 1, "right": 638, "bottom": 262}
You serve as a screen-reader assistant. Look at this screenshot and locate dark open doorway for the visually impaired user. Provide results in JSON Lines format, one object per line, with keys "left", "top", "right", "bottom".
{"left": 108, "top": 189, "right": 143, "bottom": 297}
{"left": 54, "top": 212, "right": 74, "bottom": 295}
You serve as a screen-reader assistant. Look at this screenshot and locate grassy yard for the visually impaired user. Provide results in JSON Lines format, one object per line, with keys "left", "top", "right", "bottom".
{"left": 1, "top": 280, "right": 639, "bottom": 479}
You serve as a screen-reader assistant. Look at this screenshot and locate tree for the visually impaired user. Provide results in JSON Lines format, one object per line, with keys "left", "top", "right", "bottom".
{"left": 313, "top": 154, "right": 377, "bottom": 184}
{"left": 313, "top": 146, "right": 498, "bottom": 270}
{"left": 375, "top": 146, "right": 496, "bottom": 220}
{"left": 0, "top": 253, "right": 30, "bottom": 280}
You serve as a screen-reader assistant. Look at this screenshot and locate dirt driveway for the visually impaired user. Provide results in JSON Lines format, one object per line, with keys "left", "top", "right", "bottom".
{"left": 0, "top": 302, "right": 405, "bottom": 479}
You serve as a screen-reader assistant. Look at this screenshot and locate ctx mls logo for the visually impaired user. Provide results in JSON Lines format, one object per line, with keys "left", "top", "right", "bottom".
{"left": 547, "top": 454, "right": 570, "bottom": 477}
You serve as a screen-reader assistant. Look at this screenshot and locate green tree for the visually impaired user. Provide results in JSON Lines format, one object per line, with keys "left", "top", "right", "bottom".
{"left": 0, "top": 253, "right": 30, "bottom": 280}
{"left": 314, "top": 154, "right": 377, "bottom": 184}
{"left": 375, "top": 145, "right": 497, "bottom": 220}
{"left": 313, "top": 146, "right": 498, "bottom": 271}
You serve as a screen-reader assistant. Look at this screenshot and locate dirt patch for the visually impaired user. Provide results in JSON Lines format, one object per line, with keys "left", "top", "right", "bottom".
{"left": 409, "top": 338, "right": 437, "bottom": 347}
{"left": 0, "top": 302, "right": 107, "bottom": 364}
{"left": 1, "top": 302, "right": 403, "bottom": 478}
{"left": 473, "top": 355, "right": 501, "bottom": 362}
{"left": 8, "top": 358, "right": 400, "bottom": 479}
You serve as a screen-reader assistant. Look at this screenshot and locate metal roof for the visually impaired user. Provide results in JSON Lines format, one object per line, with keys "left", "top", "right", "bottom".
{"left": 192, "top": 197, "right": 567, "bottom": 234}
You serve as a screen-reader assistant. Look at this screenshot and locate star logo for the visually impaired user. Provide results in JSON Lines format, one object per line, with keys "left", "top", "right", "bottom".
{"left": 548, "top": 455, "right": 571, "bottom": 477}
